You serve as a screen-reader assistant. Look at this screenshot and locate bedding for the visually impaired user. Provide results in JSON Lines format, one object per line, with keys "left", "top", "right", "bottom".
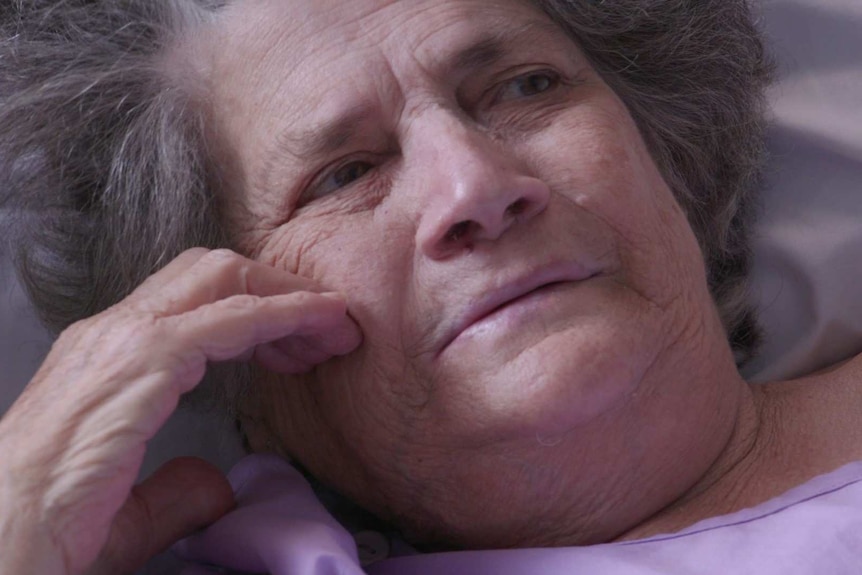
{"left": 742, "top": 0, "right": 862, "bottom": 381}
{"left": 1, "top": 0, "right": 862, "bottom": 573}
{"left": 175, "top": 454, "right": 862, "bottom": 574}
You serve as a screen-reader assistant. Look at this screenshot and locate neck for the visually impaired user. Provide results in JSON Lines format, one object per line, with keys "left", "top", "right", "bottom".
{"left": 616, "top": 381, "right": 776, "bottom": 541}
{"left": 617, "top": 352, "right": 862, "bottom": 543}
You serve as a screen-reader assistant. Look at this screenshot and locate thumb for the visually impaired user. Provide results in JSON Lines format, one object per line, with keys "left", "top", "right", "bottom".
{"left": 86, "top": 457, "right": 235, "bottom": 575}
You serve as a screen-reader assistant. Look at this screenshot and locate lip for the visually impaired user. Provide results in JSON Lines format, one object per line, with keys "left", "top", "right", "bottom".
{"left": 438, "top": 261, "right": 597, "bottom": 356}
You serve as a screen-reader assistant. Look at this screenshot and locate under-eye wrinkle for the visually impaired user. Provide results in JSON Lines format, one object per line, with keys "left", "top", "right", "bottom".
{"left": 296, "top": 150, "right": 391, "bottom": 207}
{"left": 309, "top": 158, "right": 375, "bottom": 200}
{"left": 291, "top": 162, "right": 393, "bottom": 219}
{"left": 477, "top": 68, "right": 586, "bottom": 133}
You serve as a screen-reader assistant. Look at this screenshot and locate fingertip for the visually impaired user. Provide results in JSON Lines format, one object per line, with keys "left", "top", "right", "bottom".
{"left": 254, "top": 342, "right": 316, "bottom": 374}
{"left": 149, "top": 457, "right": 235, "bottom": 523}
{"left": 94, "top": 458, "right": 235, "bottom": 575}
{"left": 329, "top": 315, "right": 364, "bottom": 355}
{"left": 317, "top": 292, "right": 349, "bottom": 311}
{"left": 320, "top": 291, "right": 346, "bottom": 300}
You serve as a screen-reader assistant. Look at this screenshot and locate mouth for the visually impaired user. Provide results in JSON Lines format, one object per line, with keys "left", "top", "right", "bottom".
{"left": 438, "top": 262, "right": 597, "bottom": 356}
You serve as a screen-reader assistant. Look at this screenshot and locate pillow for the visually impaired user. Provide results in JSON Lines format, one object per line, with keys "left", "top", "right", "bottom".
{"left": 742, "top": 0, "right": 862, "bottom": 381}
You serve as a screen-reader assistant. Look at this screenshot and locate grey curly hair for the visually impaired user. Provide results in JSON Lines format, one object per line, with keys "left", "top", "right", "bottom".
{"left": 0, "top": 0, "right": 772, "bottom": 386}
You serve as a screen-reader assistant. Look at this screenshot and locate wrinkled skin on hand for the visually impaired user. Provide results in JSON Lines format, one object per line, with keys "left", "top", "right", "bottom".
{"left": 0, "top": 248, "right": 362, "bottom": 575}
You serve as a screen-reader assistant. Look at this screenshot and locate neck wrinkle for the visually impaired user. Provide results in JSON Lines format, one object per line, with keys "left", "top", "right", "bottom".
{"left": 615, "top": 380, "right": 772, "bottom": 542}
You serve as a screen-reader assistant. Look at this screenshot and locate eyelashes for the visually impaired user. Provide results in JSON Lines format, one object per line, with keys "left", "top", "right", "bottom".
{"left": 314, "top": 159, "right": 374, "bottom": 198}
{"left": 488, "top": 69, "right": 562, "bottom": 106}
{"left": 299, "top": 152, "right": 388, "bottom": 206}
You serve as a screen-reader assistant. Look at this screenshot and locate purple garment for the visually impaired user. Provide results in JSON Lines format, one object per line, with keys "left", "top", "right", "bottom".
{"left": 174, "top": 454, "right": 365, "bottom": 575}
{"left": 176, "top": 454, "right": 862, "bottom": 574}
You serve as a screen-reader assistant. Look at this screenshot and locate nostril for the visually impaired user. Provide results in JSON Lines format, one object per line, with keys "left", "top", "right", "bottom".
{"left": 444, "top": 220, "right": 473, "bottom": 243}
{"left": 506, "top": 198, "right": 528, "bottom": 217}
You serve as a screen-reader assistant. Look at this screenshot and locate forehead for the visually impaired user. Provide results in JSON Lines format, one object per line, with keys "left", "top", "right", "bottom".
{"left": 207, "top": 0, "right": 563, "bottom": 109}
{"left": 213, "top": 0, "right": 554, "bottom": 64}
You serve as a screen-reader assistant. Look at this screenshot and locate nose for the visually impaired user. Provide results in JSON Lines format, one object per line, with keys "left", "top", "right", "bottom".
{"left": 414, "top": 116, "right": 550, "bottom": 260}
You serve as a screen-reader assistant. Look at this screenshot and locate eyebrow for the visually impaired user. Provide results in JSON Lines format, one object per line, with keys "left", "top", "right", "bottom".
{"left": 451, "top": 35, "right": 506, "bottom": 77}
{"left": 254, "top": 104, "right": 378, "bottom": 201}
{"left": 449, "top": 19, "right": 568, "bottom": 76}
{"left": 274, "top": 105, "right": 377, "bottom": 163}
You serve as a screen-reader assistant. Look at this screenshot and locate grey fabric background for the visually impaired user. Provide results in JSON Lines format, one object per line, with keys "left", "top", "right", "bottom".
{"left": 743, "top": 0, "right": 862, "bottom": 379}
{"left": 0, "top": 249, "right": 51, "bottom": 406}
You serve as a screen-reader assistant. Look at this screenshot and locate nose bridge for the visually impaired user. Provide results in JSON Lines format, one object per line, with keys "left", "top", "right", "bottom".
{"left": 429, "top": 112, "right": 509, "bottom": 200}
{"left": 411, "top": 109, "right": 550, "bottom": 259}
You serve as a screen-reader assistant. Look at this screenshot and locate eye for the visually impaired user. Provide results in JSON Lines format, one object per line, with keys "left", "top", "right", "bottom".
{"left": 311, "top": 159, "right": 374, "bottom": 199}
{"left": 493, "top": 70, "right": 561, "bottom": 104}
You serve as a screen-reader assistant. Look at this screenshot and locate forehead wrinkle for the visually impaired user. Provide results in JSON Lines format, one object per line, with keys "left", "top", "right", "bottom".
{"left": 412, "top": 16, "right": 568, "bottom": 82}
{"left": 231, "top": 1, "right": 577, "bottom": 218}
{"left": 451, "top": 36, "right": 505, "bottom": 76}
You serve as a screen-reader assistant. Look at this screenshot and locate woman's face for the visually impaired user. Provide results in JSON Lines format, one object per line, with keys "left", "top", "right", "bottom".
{"left": 203, "top": 0, "right": 741, "bottom": 547}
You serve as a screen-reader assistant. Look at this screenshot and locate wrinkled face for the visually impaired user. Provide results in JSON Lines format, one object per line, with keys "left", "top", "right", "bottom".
{"left": 203, "top": 0, "right": 740, "bottom": 548}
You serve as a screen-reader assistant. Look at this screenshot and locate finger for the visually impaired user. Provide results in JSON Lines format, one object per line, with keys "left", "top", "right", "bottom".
{"left": 254, "top": 337, "right": 329, "bottom": 374}
{"left": 218, "top": 298, "right": 362, "bottom": 371}
{"left": 253, "top": 313, "right": 363, "bottom": 373}
{"left": 86, "top": 458, "right": 234, "bottom": 575}
{"left": 125, "top": 248, "right": 212, "bottom": 304}
{"left": 271, "top": 301, "right": 365, "bottom": 358}
{"left": 132, "top": 249, "right": 324, "bottom": 317}
{"left": 254, "top": 342, "right": 316, "bottom": 374}
{"left": 269, "top": 335, "right": 335, "bottom": 366}
{"left": 168, "top": 291, "right": 361, "bottom": 385}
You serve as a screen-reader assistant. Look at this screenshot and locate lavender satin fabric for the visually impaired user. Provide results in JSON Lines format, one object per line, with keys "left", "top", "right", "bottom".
{"left": 174, "top": 455, "right": 365, "bottom": 575}
{"left": 176, "top": 455, "right": 862, "bottom": 574}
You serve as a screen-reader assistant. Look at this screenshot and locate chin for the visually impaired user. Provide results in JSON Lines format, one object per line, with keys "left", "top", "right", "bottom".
{"left": 440, "top": 321, "right": 654, "bottom": 442}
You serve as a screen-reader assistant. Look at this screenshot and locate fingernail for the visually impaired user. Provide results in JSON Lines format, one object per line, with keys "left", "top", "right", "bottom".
{"left": 321, "top": 291, "right": 345, "bottom": 300}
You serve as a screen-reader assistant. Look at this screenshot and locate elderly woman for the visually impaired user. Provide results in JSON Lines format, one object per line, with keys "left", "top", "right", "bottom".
{"left": 1, "top": 0, "right": 860, "bottom": 573}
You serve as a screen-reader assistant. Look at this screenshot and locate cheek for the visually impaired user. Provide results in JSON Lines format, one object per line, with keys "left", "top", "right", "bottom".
{"left": 252, "top": 214, "right": 430, "bottom": 440}
{"left": 258, "top": 215, "right": 410, "bottom": 318}
{"left": 266, "top": 340, "right": 441, "bottom": 514}
{"left": 258, "top": 214, "right": 431, "bottom": 393}
{"left": 425, "top": 277, "right": 667, "bottom": 445}
{"left": 530, "top": 97, "right": 706, "bottom": 306}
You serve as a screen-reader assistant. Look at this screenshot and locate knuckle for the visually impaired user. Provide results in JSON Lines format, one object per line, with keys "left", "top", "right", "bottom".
{"left": 179, "top": 246, "right": 210, "bottom": 259}
{"left": 218, "top": 293, "right": 262, "bottom": 312}
{"left": 200, "top": 249, "right": 248, "bottom": 281}
{"left": 60, "top": 317, "right": 91, "bottom": 339}
{"left": 88, "top": 308, "right": 165, "bottom": 345}
{"left": 46, "top": 312, "right": 170, "bottom": 381}
{"left": 203, "top": 248, "right": 243, "bottom": 266}
{"left": 115, "top": 320, "right": 162, "bottom": 352}
{"left": 287, "top": 291, "right": 317, "bottom": 305}
{"left": 56, "top": 313, "right": 115, "bottom": 347}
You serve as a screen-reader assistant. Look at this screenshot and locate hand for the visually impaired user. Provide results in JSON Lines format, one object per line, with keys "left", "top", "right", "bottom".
{"left": 0, "top": 248, "right": 362, "bottom": 575}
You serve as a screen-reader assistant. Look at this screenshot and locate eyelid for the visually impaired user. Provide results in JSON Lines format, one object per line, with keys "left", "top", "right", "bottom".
{"left": 300, "top": 153, "right": 383, "bottom": 205}
{"left": 465, "top": 65, "right": 560, "bottom": 114}
{"left": 487, "top": 67, "right": 562, "bottom": 106}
